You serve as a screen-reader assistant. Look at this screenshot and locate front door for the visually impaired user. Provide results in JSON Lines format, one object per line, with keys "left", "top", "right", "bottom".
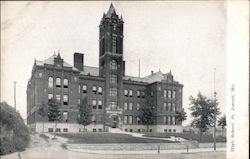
{"left": 111, "top": 116, "right": 118, "bottom": 128}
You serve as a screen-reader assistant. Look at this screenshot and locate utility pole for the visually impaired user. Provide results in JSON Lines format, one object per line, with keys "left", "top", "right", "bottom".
{"left": 13, "top": 81, "right": 17, "bottom": 111}
{"left": 213, "top": 68, "right": 217, "bottom": 151}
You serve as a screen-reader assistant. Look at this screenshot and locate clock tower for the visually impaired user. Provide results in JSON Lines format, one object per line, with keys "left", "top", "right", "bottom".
{"left": 99, "top": 3, "right": 124, "bottom": 127}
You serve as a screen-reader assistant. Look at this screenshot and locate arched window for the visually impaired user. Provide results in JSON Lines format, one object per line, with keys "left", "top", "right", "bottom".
{"left": 56, "top": 78, "right": 61, "bottom": 87}
{"left": 82, "top": 85, "right": 87, "bottom": 93}
{"left": 48, "top": 77, "right": 53, "bottom": 88}
{"left": 110, "top": 60, "right": 117, "bottom": 70}
{"left": 63, "top": 79, "right": 68, "bottom": 88}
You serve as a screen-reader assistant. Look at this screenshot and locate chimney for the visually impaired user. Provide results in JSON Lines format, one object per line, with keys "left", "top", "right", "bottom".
{"left": 74, "top": 52, "right": 84, "bottom": 71}
{"left": 151, "top": 70, "right": 154, "bottom": 75}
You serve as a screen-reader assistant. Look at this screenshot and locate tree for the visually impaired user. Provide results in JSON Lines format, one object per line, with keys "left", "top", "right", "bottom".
{"left": 78, "top": 96, "right": 92, "bottom": 131}
{"left": 218, "top": 115, "right": 226, "bottom": 136}
{"left": 47, "top": 99, "right": 61, "bottom": 136}
{"left": 38, "top": 102, "right": 47, "bottom": 133}
{"left": 138, "top": 105, "right": 156, "bottom": 132}
{"left": 176, "top": 108, "right": 187, "bottom": 123}
{"left": 189, "top": 92, "right": 221, "bottom": 141}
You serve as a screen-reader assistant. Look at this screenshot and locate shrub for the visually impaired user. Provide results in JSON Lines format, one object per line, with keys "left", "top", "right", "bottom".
{"left": 0, "top": 102, "right": 30, "bottom": 155}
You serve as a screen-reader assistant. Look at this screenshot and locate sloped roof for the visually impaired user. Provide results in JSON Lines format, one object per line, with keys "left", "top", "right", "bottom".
{"left": 80, "top": 66, "right": 99, "bottom": 76}
{"left": 36, "top": 54, "right": 78, "bottom": 71}
{"left": 106, "top": 3, "right": 116, "bottom": 18}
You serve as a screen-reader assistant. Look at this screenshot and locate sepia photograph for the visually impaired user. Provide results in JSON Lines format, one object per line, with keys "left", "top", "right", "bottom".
{"left": 1, "top": 1, "right": 248, "bottom": 159}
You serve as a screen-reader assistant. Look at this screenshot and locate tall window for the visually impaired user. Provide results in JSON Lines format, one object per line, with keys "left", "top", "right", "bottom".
{"left": 48, "top": 94, "right": 53, "bottom": 100}
{"left": 137, "top": 91, "right": 140, "bottom": 98}
{"left": 128, "top": 116, "right": 133, "bottom": 124}
{"left": 172, "top": 103, "right": 176, "bottom": 111}
{"left": 164, "top": 90, "right": 167, "bottom": 98}
{"left": 110, "top": 60, "right": 117, "bottom": 70}
{"left": 163, "top": 116, "right": 167, "bottom": 124}
{"left": 124, "top": 116, "right": 127, "bottom": 124}
{"left": 63, "top": 111, "right": 68, "bottom": 122}
{"left": 129, "top": 103, "right": 133, "bottom": 110}
{"left": 137, "top": 103, "right": 140, "bottom": 110}
{"left": 124, "top": 90, "right": 128, "bottom": 97}
{"left": 56, "top": 78, "right": 61, "bottom": 87}
{"left": 110, "top": 88, "right": 117, "bottom": 96}
{"left": 168, "top": 103, "right": 171, "bottom": 111}
{"left": 172, "top": 116, "right": 176, "bottom": 125}
{"left": 92, "top": 86, "right": 97, "bottom": 94}
{"left": 98, "top": 87, "right": 102, "bottom": 95}
{"left": 92, "top": 100, "right": 97, "bottom": 109}
{"left": 110, "top": 74, "right": 117, "bottom": 83}
{"left": 142, "top": 91, "right": 145, "bottom": 98}
{"left": 63, "top": 79, "right": 68, "bottom": 88}
{"left": 56, "top": 95, "right": 61, "bottom": 102}
{"left": 137, "top": 117, "right": 141, "bottom": 125}
{"left": 109, "top": 101, "right": 117, "bottom": 110}
{"left": 98, "top": 100, "right": 102, "bottom": 109}
{"left": 129, "top": 90, "right": 133, "bottom": 97}
{"left": 82, "top": 85, "right": 87, "bottom": 93}
{"left": 168, "top": 90, "right": 172, "bottom": 98}
{"left": 112, "top": 36, "right": 117, "bottom": 53}
{"left": 124, "top": 102, "right": 128, "bottom": 110}
{"left": 48, "top": 77, "right": 53, "bottom": 88}
{"left": 63, "top": 95, "right": 68, "bottom": 105}
{"left": 164, "top": 103, "right": 167, "bottom": 111}
{"left": 168, "top": 116, "right": 171, "bottom": 125}
{"left": 172, "top": 91, "right": 176, "bottom": 98}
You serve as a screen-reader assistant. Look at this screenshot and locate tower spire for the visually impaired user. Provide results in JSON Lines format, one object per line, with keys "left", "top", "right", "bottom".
{"left": 106, "top": 3, "right": 116, "bottom": 18}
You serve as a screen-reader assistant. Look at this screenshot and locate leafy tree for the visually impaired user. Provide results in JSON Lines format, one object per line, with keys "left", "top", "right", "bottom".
{"left": 138, "top": 105, "right": 156, "bottom": 132}
{"left": 218, "top": 115, "right": 226, "bottom": 136}
{"left": 78, "top": 96, "right": 92, "bottom": 131}
{"left": 176, "top": 108, "right": 187, "bottom": 123}
{"left": 47, "top": 99, "right": 61, "bottom": 136}
{"left": 38, "top": 102, "right": 47, "bottom": 133}
{"left": 189, "top": 92, "right": 221, "bottom": 142}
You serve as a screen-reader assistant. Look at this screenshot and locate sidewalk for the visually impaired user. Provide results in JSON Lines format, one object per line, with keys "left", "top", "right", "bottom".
{"left": 68, "top": 147, "right": 226, "bottom": 155}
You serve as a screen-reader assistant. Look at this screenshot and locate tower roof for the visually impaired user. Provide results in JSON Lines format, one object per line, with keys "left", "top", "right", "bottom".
{"left": 106, "top": 3, "right": 116, "bottom": 18}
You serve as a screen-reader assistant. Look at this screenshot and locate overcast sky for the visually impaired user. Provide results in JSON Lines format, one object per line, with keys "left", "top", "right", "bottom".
{"left": 1, "top": 1, "right": 226, "bottom": 125}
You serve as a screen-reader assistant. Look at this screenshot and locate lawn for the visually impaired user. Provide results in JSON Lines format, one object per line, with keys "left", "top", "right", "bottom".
{"left": 57, "top": 133, "right": 179, "bottom": 144}
{"left": 143, "top": 132, "right": 226, "bottom": 143}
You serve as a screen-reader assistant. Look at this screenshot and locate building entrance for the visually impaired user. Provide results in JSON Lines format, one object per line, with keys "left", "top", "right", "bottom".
{"left": 111, "top": 115, "right": 119, "bottom": 128}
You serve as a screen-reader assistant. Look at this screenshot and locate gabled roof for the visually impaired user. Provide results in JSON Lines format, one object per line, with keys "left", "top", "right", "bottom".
{"left": 35, "top": 54, "right": 78, "bottom": 71}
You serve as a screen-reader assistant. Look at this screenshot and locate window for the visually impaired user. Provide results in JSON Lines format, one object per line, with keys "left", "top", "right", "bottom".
{"left": 172, "top": 90, "right": 176, "bottom": 98}
{"left": 168, "top": 116, "right": 171, "bottom": 125}
{"left": 172, "top": 116, "right": 176, "bottom": 125}
{"left": 63, "top": 79, "right": 68, "bottom": 88}
{"left": 93, "top": 129, "right": 97, "bottom": 132}
{"left": 124, "top": 90, "right": 128, "bottom": 97}
{"left": 82, "top": 85, "right": 87, "bottom": 93}
{"left": 169, "top": 129, "right": 172, "bottom": 133}
{"left": 56, "top": 78, "right": 61, "bottom": 87}
{"left": 39, "top": 72, "right": 42, "bottom": 77}
{"left": 173, "top": 129, "right": 176, "bottom": 133}
{"left": 98, "top": 100, "right": 102, "bottom": 109}
{"left": 112, "top": 36, "right": 117, "bottom": 53}
{"left": 109, "top": 101, "right": 117, "bottom": 110}
{"left": 129, "top": 90, "right": 133, "bottom": 97}
{"left": 151, "top": 91, "right": 154, "bottom": 97}
{"left": 92, "top": 115, "right": 96, "bottom": 123}
{"left": 63, "top": 128, "right": 68, "bottom": 132}
{"left": 163, "top": 116, "right": 167, "bottom": 124}
{"left": 124, "top": 116, "right": 127, "bottom": 124}
{"left": 137, "top": 117, "right": 141, "bottom": 125}
{"left": 168, "top": 90, "right": 172, "bottom": 98}
{"left": 164, "top": 90, "right": 167, "bottom": 98}
{"left": 92, "top": 86, "right": 97, "bottom": 94}
{"left": 98, "top": 87, "right": 102, "bottom": 95}
{"left": 137, "top": 91, "right": 140, "bottom": 98}
{"left": 48, "top": 77, "right": 53, "bottom": 88}
{"left": 137, "top": 103, "right": 140, "bottom": 110}
{"left": 78, "top": 85, "right": 81, "bottom": 93}
{"left": 124, "top": 102, "right": 128, "bottom": 110}
{"left": 110, "top": 74, "right": 117, "bottom": 83}
{"left": 129, "top": 129, "right": 133, "bottom": 132}
{"left": 48, "top": 128, "right": 53, "bottom": 132}
{"left": 172, "top": 103, "right": 176, "bottom": 111}
{"left": 168, "top": 103, "right": 171, "bottom": 111}
{"left": 62, "top": 111, "right": 68, "bottom": 122}
{"left": 110, "top": 60, "right": 117, "bottom": 70}
{"left": 78, "top": 99, "right": 80, "bottom": 105}
{"left": 92, "top": 100, "right": 97, "bottom": 109}
{"left": 129, "top": 116, "right": 133, "bottom": 124}
{"left": 142, "top": 91, "right": 145, "bottom": 98}
{"left": 164, "top": 103, "right": 167, "bottom": 111}
{"left": 110, "top": 88, "right": 117, "bottom": 96}
{"left": 63, "top": 95, "right": 68, "bottom": 105}
{"left": 56, "top": 128, "right": 61, "bottom": 132}
{"left": 137, "top": 129, "right": 141, "bottom": 132}
{"left": 129, "top": 103, "right": 133, "bottom": 110}
{"left": 48, "top": 94, "right": 53, "bottom": 100}
{"left": 98, "top": 129, "right": 102, "bottom": 132}
{"left": 56, "top": 95, "right": 61, "bottom": 102}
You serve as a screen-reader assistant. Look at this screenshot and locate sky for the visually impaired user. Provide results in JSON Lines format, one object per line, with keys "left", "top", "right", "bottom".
{"left": 1, "top": 1, "right": 227, "bottom": 125}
